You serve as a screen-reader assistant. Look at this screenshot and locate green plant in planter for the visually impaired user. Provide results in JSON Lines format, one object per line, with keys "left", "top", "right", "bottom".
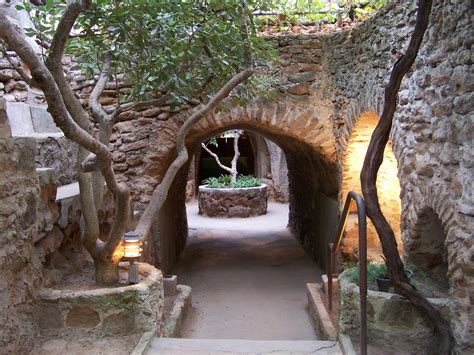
{"left": 348, "top": 261, "right": 386, "bottom": 287}
{"left": 233, "top": 175, "right": 262, "bottom": 188}
{"left": 349, "top": 261, "right": 413, "bottom": 292}
{"left": 204, "top": 174, "right": 262, "bottom": 188}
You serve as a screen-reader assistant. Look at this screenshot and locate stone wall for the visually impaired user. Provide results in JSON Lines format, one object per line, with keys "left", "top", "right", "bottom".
{"left": 0, "top": 100, "right": 43, "bottom": 353}
{"left": 0, "top": 100, "right": 83, "bottom": 352}
{"left": 35, "top": 263, "right": 163, "bottom": 340}
{"left": 266, "top": 139, "right": 289, "bottom": 202}
{"left": 0, "top": 100, "right": 119, "bottom": 353}
{"left": 321, "top": 1, "right": 473, "bottom": 350}
{"left": 338, "top": 269, "right": 451, "bottom": 352}
{"left": 4, "top": 101, "right": 78, "bottom": 185}
{"left": 198, "top": 185, "right": 268, "bottom": 218}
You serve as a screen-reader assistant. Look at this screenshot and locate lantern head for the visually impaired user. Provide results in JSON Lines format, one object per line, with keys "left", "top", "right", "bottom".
{"left": 122, "top": 231, "right": 142, "bottom": 259}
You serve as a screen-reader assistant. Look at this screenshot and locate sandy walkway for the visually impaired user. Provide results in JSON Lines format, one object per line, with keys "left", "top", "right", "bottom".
{"left": 172, "top": 202, "right": 322, "bottom": 340}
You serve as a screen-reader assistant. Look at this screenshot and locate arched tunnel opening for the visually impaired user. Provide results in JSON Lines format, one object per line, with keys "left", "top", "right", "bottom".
{"left": 197, "top": 131, "right": 256, "bottom": 186}
{"left": 155, "top": 124, "right": 340, "bottom": 275}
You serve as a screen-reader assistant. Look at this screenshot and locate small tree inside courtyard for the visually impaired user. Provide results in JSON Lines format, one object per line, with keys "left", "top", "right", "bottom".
{"left": 0, "top": 0, "right": 274, "bottom": 285}
{"left": 201, "top": 130, "right": 244, "bottom": 185}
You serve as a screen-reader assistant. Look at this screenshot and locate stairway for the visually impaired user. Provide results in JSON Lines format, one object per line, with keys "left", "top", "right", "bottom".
{"left": 146, "top": 338, "right": 342, "bottom": 354}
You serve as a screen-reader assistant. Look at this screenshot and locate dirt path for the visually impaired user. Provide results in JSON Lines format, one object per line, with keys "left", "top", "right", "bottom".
{"left": 173, "top": 202, "right": 322, "bottom": 340}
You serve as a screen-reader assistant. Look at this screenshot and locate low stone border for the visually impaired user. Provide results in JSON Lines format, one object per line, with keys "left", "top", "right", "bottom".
{"left": 338, "top": 333, "right": 356, "bottom": 355}
{"left": 338, "top": 269, "right": 450, "bottom": 352}
{"left": 132, "top": 285, "right": 192, "bottom": 355}
{"left": 35, "top": 262, "right": 164, "bottom": 340}
{"left": 131, "top": 331, "right": 155, "bottom": 355}
{"left": 198, "top": 184, "right": 268, "bottom": 217}
{"left": 306, "top": 283, "right": 337, "bottom": 340}
{"left": 163, "top": 285, "right": 192, "bottom": 338}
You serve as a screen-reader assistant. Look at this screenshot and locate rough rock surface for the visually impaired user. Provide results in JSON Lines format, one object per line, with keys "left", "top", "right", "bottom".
{"left": 198, "top": 185, "right": 268, "bottom": 218}
{"left": 35, "top": 136, "right": 78, "bottom": 185}
{"left": 338, "top": 269, "right": 451, "bottom": 352}
{"left": 0, "top": 100, "right": 43, "bottom": 353}
{"left": 0, "top": 101, "right": 117, "bottom": 353}
{"left": 35, "top": 263, "right": 164, "bottom": 340}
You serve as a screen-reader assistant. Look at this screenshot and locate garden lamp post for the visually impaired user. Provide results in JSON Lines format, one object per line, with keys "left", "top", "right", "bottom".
{"left": 122, "top": 231, "right": 142, "bottom": 284}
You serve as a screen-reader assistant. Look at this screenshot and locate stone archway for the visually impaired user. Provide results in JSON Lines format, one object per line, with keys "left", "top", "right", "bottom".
{"left": 155, "top": 98, "right": 340, "bottom": 273}
{"left": 340, "top": 112, "right": 402, "bottom": 261}
{"left": 197, "top": 130, "right": 256, "bottom": 185}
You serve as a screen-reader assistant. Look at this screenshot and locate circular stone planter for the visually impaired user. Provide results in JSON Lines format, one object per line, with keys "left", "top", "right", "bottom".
{"left": 198, "top": 184, "right": 268, "bottom": 218}
{"left": 34, "top": 263, "right": 163, "bottom": 339}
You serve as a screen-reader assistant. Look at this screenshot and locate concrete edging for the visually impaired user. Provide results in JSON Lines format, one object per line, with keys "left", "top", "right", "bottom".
{"left": 131, "top": 331, "right": 155, "bottom": 355}
{"left": 306, "top": 283, "right": 337, "bottom": 341}
{"left": 339, "top": 333, "right": 356, "bottom": 355}
{"left": 163, "top": 285, "right": 192, "bottom": 338}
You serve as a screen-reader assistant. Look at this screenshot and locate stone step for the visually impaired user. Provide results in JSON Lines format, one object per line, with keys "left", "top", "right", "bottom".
{"left": 146, "top": 338, "right": 342, "bottom": 354}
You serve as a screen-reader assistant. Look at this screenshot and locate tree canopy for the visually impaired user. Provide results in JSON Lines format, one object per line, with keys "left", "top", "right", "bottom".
{"left": 16, "top": 0, "right": 277, "bottom": 107}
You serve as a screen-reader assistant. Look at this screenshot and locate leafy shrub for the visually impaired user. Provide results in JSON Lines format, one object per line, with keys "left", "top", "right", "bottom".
{"left": 203, "top": 175, "right": 230, "bottom": 188}
{"left": 233, "top": 175, "right": 262, "bottom": 188}
{"left": 203, "top": 174, "right": 262, "bottom": 188}
{"left": 348, "top": 262, "right": 387, "bottom": 286}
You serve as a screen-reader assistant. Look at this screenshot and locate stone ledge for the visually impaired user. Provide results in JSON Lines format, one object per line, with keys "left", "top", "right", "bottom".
{"left": 163, "top": 285, "right": 192, "bottom": 338}
{"left": 306, "top": 283, "right": 337, "bottom": 341}
{"left": 132, "top": 331, "right": 156, "bottom": 355}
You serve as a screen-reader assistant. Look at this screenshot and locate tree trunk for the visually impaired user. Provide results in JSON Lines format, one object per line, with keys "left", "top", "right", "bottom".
{"left": 230, "top": 130, "right": 241, "bottom": 185}
{"left": 94, "top": 258, "right": 120, "bottom": 286}
{"left": 360, "top": 0, "right": 454, "bottom": 353}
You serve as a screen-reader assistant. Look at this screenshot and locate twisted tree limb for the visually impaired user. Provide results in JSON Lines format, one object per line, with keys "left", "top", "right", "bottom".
{"left": 360, "top": 0, "right": 454, "bottom": 353}
{"left": 201, "top": 143, "right": 235, "bottom": 175}
{"left": 0, "top": 3, "right": 129, "bottom": 284}
{"left": 201, "top": 130, "right": 242, "bottom": 184}
{"left": 0, "top": 12, "right": 109, "bottom": 159}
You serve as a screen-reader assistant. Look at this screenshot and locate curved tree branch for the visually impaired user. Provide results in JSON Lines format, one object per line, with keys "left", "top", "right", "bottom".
{"left": 360, "top": 0, "right": 454, "bottom": 353}
{"left": 0, "top": 11, "right": 110, "bottom": 160}
{"left": 89, "top": 53, "right": 112, "bottom": 126}
{"left": 98, "top": 164, "right": 130, "bottom": 258}
{"left": 230, "top": 130, "right": 241, "bottom": 184}
{"left": 135, "top": 5, "right": 254, "bottom": 237}
{"left": 135, "top": 67, "right": 253, "bottom": 237}
{"left": 201, "top": 142, "right": 233, "bottom": 174}
{"left": 45, "top": 0, "right": 92, "bottom": 133}
{"left": 88, "top": 54, "right": 113, "bottom": 210}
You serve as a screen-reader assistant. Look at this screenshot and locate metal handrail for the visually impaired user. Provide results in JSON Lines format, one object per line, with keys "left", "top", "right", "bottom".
{"left": 327, "top": 191, "right": 367, "bottom": 355}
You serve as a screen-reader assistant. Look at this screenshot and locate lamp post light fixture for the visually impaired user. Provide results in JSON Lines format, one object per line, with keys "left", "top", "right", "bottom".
{"left": 122, "top": 231, "right": 142, "bottom": 284}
